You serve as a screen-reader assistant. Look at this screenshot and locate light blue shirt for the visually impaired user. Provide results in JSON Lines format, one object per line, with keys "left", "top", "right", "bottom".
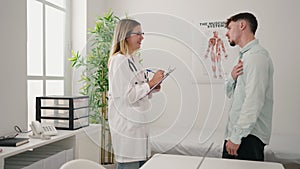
{"left": 225, "top": 39, "right": 274, "bottom": 144}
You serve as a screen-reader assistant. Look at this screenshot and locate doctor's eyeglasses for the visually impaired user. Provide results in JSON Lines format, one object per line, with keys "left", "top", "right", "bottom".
{"left": 130, "top": 32, "right": 145, "bottom": 36}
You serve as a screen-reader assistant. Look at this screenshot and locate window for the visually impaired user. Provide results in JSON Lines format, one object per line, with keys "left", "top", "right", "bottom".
{"left": 27, "top": 0, "right": 71, "bottom": 123}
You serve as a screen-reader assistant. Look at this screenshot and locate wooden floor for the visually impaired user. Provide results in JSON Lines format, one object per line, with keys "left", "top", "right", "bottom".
{"left": 283, "top": 163, "right": 300, "bottom": 169}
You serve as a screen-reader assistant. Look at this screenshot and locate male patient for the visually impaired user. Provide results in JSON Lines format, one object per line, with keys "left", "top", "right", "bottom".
{"left": 222, "top": 12, "right": 274, "bottom": 161}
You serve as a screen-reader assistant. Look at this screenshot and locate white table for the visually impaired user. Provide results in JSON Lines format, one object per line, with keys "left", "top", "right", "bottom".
{"left": 141, "top": 154, "right": 284, "bottom": 169}
{"left": 0, "top": 124, "right": 101, "bottom": 169}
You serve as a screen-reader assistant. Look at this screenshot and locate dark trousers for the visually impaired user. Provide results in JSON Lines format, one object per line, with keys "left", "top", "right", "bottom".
{"left": 222, "top": 134, "right": 266, "bottom": 161}
{"left": 116, "top": 160, "right": 146, "bottom": 169}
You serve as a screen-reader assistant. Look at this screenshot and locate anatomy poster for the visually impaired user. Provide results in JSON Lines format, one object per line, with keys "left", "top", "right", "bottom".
{"left": 192, "top": 21, "right": 239, "bottom": 83}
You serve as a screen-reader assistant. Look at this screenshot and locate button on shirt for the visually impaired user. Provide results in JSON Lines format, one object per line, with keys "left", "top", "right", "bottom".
{"left": 225, "top": 39, "right": 274, "bottom": 145}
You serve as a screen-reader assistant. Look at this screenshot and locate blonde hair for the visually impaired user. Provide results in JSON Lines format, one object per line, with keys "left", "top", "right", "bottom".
{"left": 109, "top": 19, "right": 141, "bottom": 61}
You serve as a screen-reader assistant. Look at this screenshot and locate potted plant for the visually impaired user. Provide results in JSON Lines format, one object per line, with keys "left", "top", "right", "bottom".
{"left": 69, "top": 10, "right": 119, "bottom": 164}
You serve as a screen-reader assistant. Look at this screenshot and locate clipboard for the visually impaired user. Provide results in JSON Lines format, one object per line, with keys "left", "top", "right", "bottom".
{"left": 144, "top": 67, "right": 176, "bottom": 97}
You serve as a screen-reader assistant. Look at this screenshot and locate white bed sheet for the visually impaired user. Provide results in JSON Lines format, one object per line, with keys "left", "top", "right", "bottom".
{"left": 150, "top": 127, "right": 300, "bottom": 164}
{"left": 150, "top": 127, "right": 224, "bottom": 158}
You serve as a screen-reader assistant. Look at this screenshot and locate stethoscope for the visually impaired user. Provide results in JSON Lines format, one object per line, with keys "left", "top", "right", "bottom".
{"left": 128, "top": 58, "right": 148, "bottom": 84}
{"left": 128, "top": 58, "right": 138, "bottom": 72}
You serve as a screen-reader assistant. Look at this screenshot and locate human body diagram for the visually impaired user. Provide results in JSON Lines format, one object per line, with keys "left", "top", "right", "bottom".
{"left": 204, "top": 31, "right": 228, "bottom": 79}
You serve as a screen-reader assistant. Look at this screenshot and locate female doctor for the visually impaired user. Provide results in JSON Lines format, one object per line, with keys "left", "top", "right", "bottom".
{"left": 108, "top": 19, "right": 164, "bottom": 169}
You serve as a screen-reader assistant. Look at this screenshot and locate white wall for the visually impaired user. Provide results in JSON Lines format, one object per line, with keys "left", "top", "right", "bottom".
{"left": 86, "top": 0, "right": 107, "bottom": 32}
{"left": 71, "top": 0, "right": 109, "bottom": 95}
{"left": 0, "top": 0, "right": 27, "bottom": 136}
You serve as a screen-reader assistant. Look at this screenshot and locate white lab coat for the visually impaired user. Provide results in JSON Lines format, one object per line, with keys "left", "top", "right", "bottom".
{"left": 108, "top": 53, "right": 151, "bottom": 163}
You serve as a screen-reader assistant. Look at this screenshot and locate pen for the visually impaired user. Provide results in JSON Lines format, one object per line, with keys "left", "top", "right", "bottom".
{"left": 146, "top": 69, "right": 155, "bottom": 74}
